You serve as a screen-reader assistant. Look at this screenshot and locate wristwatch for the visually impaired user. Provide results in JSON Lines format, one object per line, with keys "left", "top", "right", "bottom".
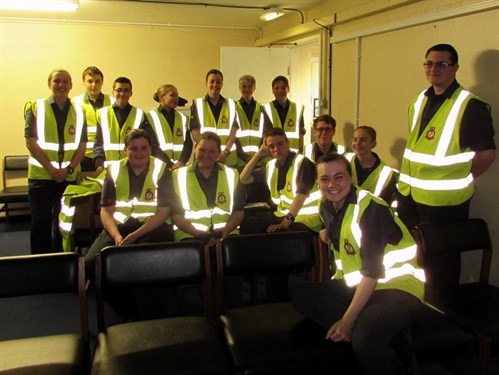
{"left": 66, "top": 165, "right": 74, "bottom": 174}
{"left": 285, "top": 212, "right": 295, "bottom": 222}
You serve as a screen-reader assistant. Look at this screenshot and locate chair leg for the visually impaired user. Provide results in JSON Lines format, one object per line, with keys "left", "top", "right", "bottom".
{"left": 478, "top": 334, "right": 491, "bottom": 375}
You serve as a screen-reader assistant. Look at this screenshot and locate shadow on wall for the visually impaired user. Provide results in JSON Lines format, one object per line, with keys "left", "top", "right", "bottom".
{"left": 341, "top": 122, "right": 355, "bottom": 149}
{"left": 390, "top": 137, "right": 407, "bottom": 170}
{"left": 470, "top": 49, "right": 499, "bottom": 122}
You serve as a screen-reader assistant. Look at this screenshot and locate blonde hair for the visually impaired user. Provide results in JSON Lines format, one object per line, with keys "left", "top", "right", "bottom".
{"left": 239, "top": 75, "right": 256, "bottom": 86}
{"left": 153, "top": 84, "right": 176, "bottom": 103}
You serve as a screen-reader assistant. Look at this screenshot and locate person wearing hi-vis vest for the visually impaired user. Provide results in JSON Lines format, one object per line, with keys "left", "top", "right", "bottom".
{"left": 84, "top": 129, "right": 177, "bottom": 283}
{"left": 72, "top": 66, "right": 115, "bottom": 172}
{"left": 343, "top": 126, "right": 398, "bottom": 205}
{"left": 304, "top": 114, "right": 347, "bottom": 162}
{"left": 291, "top": 153, "right": 425, "bottom": 375}
{"left": 398, "top": 44, "right": 495, "bottom": 229}
{"left": 25, "top": 69, "right": 87, "bottom": 254}
{"left": 170, "top": 131, "right": 245, "bottom": 244}
{"left": 189, "top": 69, "right": 239, "bottom": 168}
{"left": 93, "top": 76, "right": 167, "bottom": 172}
{"left": 264, "top": 75, "right": 305, "bottom": 154}
{"left": 240, "top": 127, "right": 322, "bottom": 234}
{"left": 146, "top": 84, "right": 193, "bottom": 170}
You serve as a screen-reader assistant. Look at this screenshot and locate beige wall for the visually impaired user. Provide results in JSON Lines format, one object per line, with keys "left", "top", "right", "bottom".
{"left": 0, "top": 1, "right": 255, "bottom": 166}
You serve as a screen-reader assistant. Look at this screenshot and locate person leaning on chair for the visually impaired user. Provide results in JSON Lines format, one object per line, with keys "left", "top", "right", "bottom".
{"left": 84, "top": 129, "right": 177, "bottom": 282}
{"left": 292, "top": 153, "right": 425, "bottom": 375}
{"left": 240, "top": 127, "right": 322, "bottom": 234}
{"left": 397, "top": 43, "right": 496, "bottom": 229}
{"left": 25, "top": 68, "right": 87, "bottom": 254}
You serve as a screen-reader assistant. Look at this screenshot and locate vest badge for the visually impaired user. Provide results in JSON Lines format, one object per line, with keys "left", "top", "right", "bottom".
{"left": 144, "top": 188, "right": 154, "bottom": 201}
{"left": 125, "top": 127, "right": 132, "bottom": 135}
{"left": 425, "top": 127, "right": 436, "bottom": 140}
{"left": 286, "top": 181, "right": 292, "bottom": 192}
{"left": 176, "top": 128, "right": 183, "bottom": 137}
{"left": 68, "top": 125, "right": 76, "bottom": 135}
{"left": 222, "top": 115, "right": 228, "bottom": 123}
{"left": 217, "top": 192, "right": 226, "bottom": 204}
{"left": 287, "top": 119, "right": 295, "bottom": 127}
{"left": 253, "top": 119, "right": 259, "bottom": 127}
{"left": 344, "top": 239, "right": 356, "bottom": 255}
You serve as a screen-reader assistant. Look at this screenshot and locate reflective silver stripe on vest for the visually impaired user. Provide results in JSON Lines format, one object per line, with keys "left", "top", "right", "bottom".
{"left": 373, "top": 166, "right": 393, "bottom": 197}
{"left": 148, "top": 110, "right": 172, "bottom": 151}
{"left": 398, "top": 173, "right": 473, "bottom": 191}
{"left": 35, "top": 99, "right": 84, "bottom": 152}
{"left": 196, "top": 98, "right": 236, "bottom": 150}
{"left": 101, "top": 107, "right": 143, "bottom": 151}
{"left": 410, "top": 90, "right": 427, "bottom": 132}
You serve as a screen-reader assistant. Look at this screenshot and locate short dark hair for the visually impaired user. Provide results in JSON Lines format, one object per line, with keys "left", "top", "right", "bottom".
{"left": 124, "top": 128, "right": 151, "bottom": 149}
{"left": 271, "top": 75, "right": 289, "bottom": 88}
{"left": 82, "top": 66, "right": 103, "bottom": 80}
{"left": 206, "top": 69, "right": 223, "bottom": 82}
{"left": 354, "top": 125, "right": 376, "bottom": 141}
{"left": 113, "top": 76, "right": 132, "bottom": 90}
{"left": 198, "top": 131, "right": 222, "bottom": 151}
{"left": 316, "top": 153, "right": 352, "bottom": 176}
{"left": 313, "top": 114, "right": 336, "bottom": 129}
{"left": 263, "top": 127, "right": 289, "bottom": 145}
{"left": 425, "top": 44, "right": 459, "bottom": 65}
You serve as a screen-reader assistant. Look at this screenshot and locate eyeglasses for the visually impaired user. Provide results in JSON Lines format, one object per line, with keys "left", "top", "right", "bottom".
{"left": 113, "top": 88, "right": 131, "bottom": 94}
{"left": 423, "top": 61, "right": 455, "bottom": 69}
{"left": 314, "top": 127, "right": 333, "bottom": 134}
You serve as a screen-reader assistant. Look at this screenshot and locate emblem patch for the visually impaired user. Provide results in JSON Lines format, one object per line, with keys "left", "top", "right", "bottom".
{"left": 222, "top": 115, "right": 228, "bottom": 123}
{"left": 176, "top": 128, "right": 183, "bottom": 137}
{"left": 145, "top": 188, "right": 154, "bottom": 201}
{"left": 286, "top": 181, "right": 292, "bottom": 192}
{"left": 425, "top": 127, "right": 436, "bottom": 140}
{"left": 287, "top": 119, "right": 295, "bottom": 127}
{"left": 253, "top": 119, "right": 259, "bottom": 127}
{"left": 217, "top": 192, "right": 226, "bottom": 204}
{"left": 68, "top": 125, "right": 75, "bottom": 135}
{"left": 344, "top": 239, "right": 356, "bottom": 255}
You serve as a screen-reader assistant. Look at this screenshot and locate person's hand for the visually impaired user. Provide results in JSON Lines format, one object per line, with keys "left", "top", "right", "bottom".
{"left": 325, "top": 318, "right": 354, "bottom": 342}
{"left": 52, "top": 168, "right": 68, "bottom": 183}
{"left": 258, "top": 144, "right": 270, "bottom": 157}
{"left": 266, "top": 218, "right": 291, "bottom": 233}
{"left": 95, "top": 166, "right": 104, "bottom": 173}
{"left": 319, "top": 228, "right": 331, "bottom": 245}
{"left": 114, "top": 234, "right": 124, "bottom": 246}
{"left": 172, "top": 161, "right": 185, "bottom": 170}
{"left": 217, "top": 151, "right": 228, "bottom": 163}
{"left": 121, "top": 231, "right": 140, "bottom": 245}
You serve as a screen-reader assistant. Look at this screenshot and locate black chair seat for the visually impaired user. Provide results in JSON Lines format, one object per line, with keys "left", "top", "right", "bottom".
{"left": 0, "top": 186, "right": 29, "bottom": 202}
{"left": 92, "top": 316, "right": 229, "bottom": 375}
{"left": 220, "top": 302, "right": 355, "bottom": 374}
{"left": 0, "top": 334, "right": 88, "bottom": 375}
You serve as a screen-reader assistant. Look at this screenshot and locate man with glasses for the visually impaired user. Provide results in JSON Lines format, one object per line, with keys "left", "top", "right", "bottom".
{"left": 304, "top": 114, "right": 347, "bottom": 162}
{"left": 398, "top": 43, "right": 495, "bottom": 229}
{"left": 93, "top": 77, "right": 165, "bottom": 171}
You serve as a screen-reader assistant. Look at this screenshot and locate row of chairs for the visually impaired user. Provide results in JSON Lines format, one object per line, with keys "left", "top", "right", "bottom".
{"left": 0, "top": 221, "right": 497, "bottom": 374}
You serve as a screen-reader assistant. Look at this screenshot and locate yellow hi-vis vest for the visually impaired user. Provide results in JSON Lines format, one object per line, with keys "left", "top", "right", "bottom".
{"left": 350, "top": 156, "right": 397, "bottom": 198}
{"left": 195, "top": 97, "right": 238, "bottom": 167}
{"left": 264, "top": 101, "right": 303, "bottom": 153}
{"left": 235, "top": 100, "right": 266, "bottom": 167}
{"left": 108, "top": 157, "right": 167, "bottom": 224}
{"left": 98, "top": 106, "right": 144, "bottom": 167}
{"left": 146, "top": 109, "right": 188, "bottom": 164}
{"left": 325, "top": 189, "right": 425, "bottom": 300}
{"left": 304, "top": 142, "right": 346, "bottom": 162}
{"left": 266, "top": 153, "right": 322, "bottom": 232}
{"left": 399, "top": 86, "right": 476, "bottom": 206}
{"left": 172, "top": 163, "right": 239, "bottom": 241}
{"left": 73, "top": 94, "right": 115, "bottom": 159}
{"left": 27, "top": 98, "right": 84, "bottom": 181}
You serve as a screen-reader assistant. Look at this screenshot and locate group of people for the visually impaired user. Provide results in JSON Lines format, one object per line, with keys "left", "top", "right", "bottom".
{"left": 24, "top": 43, "right": 495, "bottom": 374}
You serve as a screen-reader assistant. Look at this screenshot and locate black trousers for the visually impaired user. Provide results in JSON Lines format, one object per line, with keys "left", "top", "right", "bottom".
{"left": 396, "top": 193, "right": 471, "bottom": 229}
{"left": 291, "top": 279, "right": 421, "bottom": 375}
{"left": 28, "top": 179, "right": 72, "bottom": 254}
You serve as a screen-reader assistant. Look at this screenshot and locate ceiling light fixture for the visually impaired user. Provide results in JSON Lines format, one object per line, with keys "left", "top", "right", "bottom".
{"left": 260, "top": 7, "right": 285, "bottom": 22}
{"left": 0, "top": 0, "right": 79, "bottom": 12}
